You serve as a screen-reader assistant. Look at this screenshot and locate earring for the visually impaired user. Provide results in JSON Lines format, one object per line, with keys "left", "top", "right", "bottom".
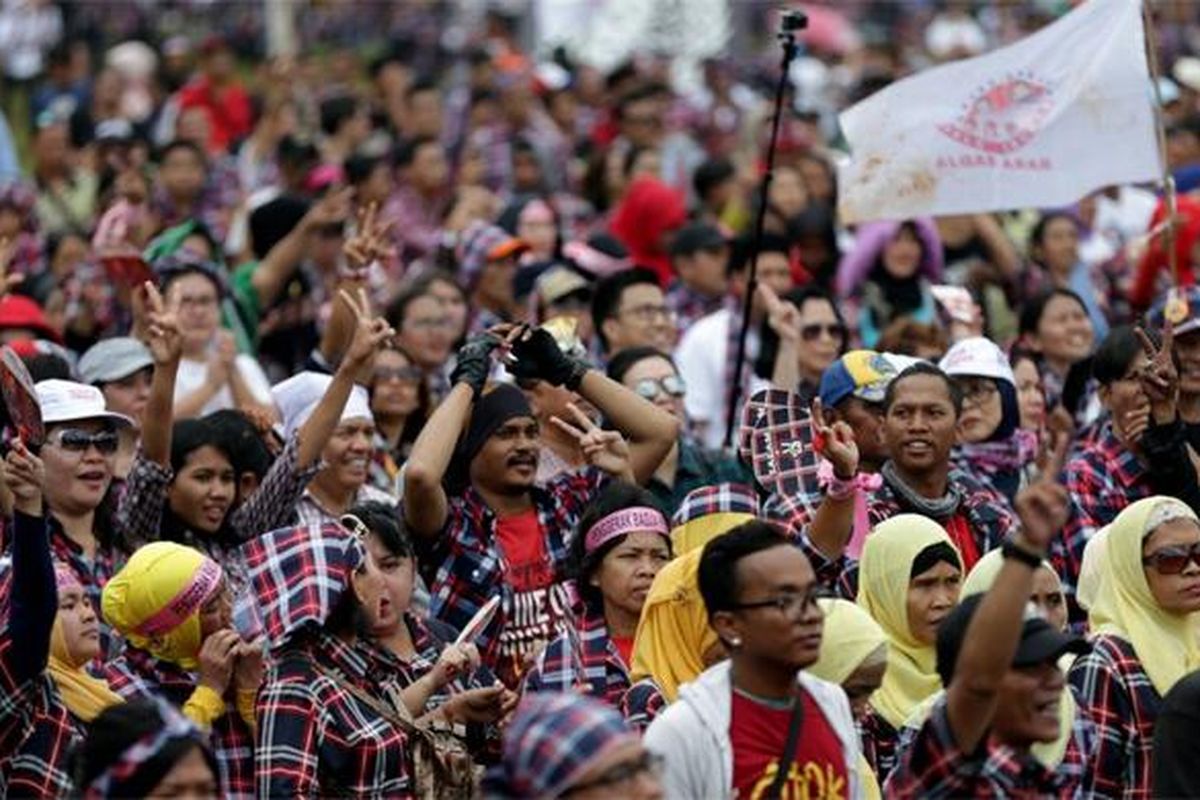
{"left": 729, "top": 636, "right": 742, "bottom": 648}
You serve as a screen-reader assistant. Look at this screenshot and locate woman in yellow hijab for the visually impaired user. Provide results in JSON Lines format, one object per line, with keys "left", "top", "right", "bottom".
{"left": 49, "top": 565, "right": 123, "bottom": 721}
{"left": 1067, "top": 496, "right": 1200, "bottom": 798}
{"left": 809, "top": 598, "right": 888, "bottom": 800}
{"left": 856, "top": 513, "right": 962, "bottom": 779}
{"left": 101, "top": 541, "right": 257, "bottom": 799}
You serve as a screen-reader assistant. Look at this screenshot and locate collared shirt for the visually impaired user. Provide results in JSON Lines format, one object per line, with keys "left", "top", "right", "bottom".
{"left": 1059, "top": 423, "right": 1152, "bottom": 602}
{"left": 523, "top": 605, "right": 664, "bottom": 731}
{"left": 886, "top": 696, "right": 1078, "bottom": 799}
{"left": 104, "top": 646, "right": 255, "bottom": 800}
{"left": 294, "top": 483, "right": 398, "bottom": 529}
{"left": 423, "top": 467, "right": 607, "bottom": 683}
{"left": 255, "top": 630, "right": 414, "bottom": 798}
{"left": 1068, "top": 634, "right": 1161, "bottom": 800}
{"left": 646, "top": 437, "right": 751, "bottom": 517}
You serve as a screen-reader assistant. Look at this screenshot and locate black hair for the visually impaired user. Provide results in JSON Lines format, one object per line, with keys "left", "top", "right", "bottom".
{"left": 204, "top": 409, "right": 274, "bottom": 480}
{"left": 160, "top": 418, "right": 237, "bottom": 546}
{"left": 385, "top": 284, "right": 437, "bottom": 331}
{"left": 1018, "top": 289, "right": 1089, "bottom": 340}
{"left": 344, "top": 152, "right": 384, "bottom": 186}
{"left": 622, "top": 145, "right": 656, "bottom": 179}
{"left": 24, "top": 353, "right": 73, "bottom": 382}
{"left": 1092, "top": 325, "right": 1142, "bottom": 387}
{"left": 350, "top": 499, "right": 414, "bottom": 560}
{"left": 71, "top": 699, "right": 218, "bottom": 798}
{"left": 319, "top": 94, "right": 360, "bottom": 137}
{"left": 569, "top": 482, "right": 669, "bottom": 610}
{"left": 883, "top": 362, "right": 964, "bottom": 416}
{"left": 727, "top": 232, "right": 793, "bottom": 278}
{"left": 606, "top": 346, "right": 675, "bottom": 385}
{"left": 616, "top": 83, "right": 663, "bottom": 119}
{"left": 405, "top": 76, "right": 438, "bottom": 102}
{"left": 590, "top": 267, "right": 661, "bottom": 353}
{"left": 697, "top": 520, "right": 791, "bottom": 616}
{"left": 693, "top": 157, "right": 736, "bottom": 201}
{"left": 910, "top": 541, "right": 962, "bottom": 580}
{"left": 394, "top": 135, "right": 438, "bottom": 169}
{"left": 1029, "top": 210, "right": 1080, "bottom": 255}
{"left": 754, "top": 286, "right": 844, "bottom": 381}
{"left": 156, "top": 139, "right": 206, "bottom": 166}
{"left": 248, "top": 195, "right": 309, "bottom": 261}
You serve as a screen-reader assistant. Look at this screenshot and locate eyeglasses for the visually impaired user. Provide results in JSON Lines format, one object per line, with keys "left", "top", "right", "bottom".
{"left": 730, "top": 587, "right": 829, "bottom": 618}
{"left": 339, "top": 514, "right": 371, "bottom": 541}
{"left": 564, "top": 752, "right": 664, "bottom": 795}
{"left": 633, "top": 375, "right": 686, "bottom": 401}
{"left": 48, "top": 428, "right": 120, "bottom": 455}
{"left": 373, "top": 365, "right": 423, "bottom": 383}
{"left": 800, "top": 323, "right": 846, "bottom": 343}
{"left": 959, "top": 379, "right": 999, "bottom": 406}
{"left": 1143, "top": 542, "right": 1200, "bottom": 574}
{"left": 619, "top": 304, "right": 674, "bottom": 324}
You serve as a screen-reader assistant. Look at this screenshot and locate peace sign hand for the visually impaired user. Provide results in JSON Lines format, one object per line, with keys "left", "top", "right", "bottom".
{"left": 1135, "top": 322, "right": 1179, "bottom": 424}
{"left": 338, "top": 287, "right": 395, "bottom": 374}
{"left": 811, "top": 397, "right": 859, "bottom": 480}
{"left": 343, "top": 202, "right": 396, "bottom": 271}
{"left": 551, "top": 402, "right": 634, "bottom": 481}
{"left": 136, "top": 281, "right": 183, "bottom": 365}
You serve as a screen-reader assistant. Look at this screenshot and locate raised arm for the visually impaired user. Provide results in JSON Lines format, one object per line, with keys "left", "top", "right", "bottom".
{"left": 759, "top": 283, "right": 802, "bottom": 391}
{"left": 945, "top": 479, "right": 1069, "bottom": 752}
{"left": 137, "top": 283, "right": 184, "bottom": 467}
{"left": 252, "top": 187, "right": 353, "bottom": 311}
{"left": 4, "top": 442, "right": 55, "bottom": 686}
{"left": 805, "top": 399, "right": 859, "bottom": 560}
{"left": 317, "top": 201, "right": 393, "bottom": 373}
{"left": 403, "top": 333, "right": 501, "bottom": 538}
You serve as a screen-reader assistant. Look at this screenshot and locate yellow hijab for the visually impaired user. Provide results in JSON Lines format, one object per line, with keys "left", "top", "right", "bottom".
{"left": 670, "top": 512, "right": 756, "bottom": 557}
{"left": 630, "top": 546, "right": 721, "bottom": 702}
{"left": 961, "top": 549, "right": 1075, "bottom": 768}
{"left": 810, "top": 599, "right": 887, "bottom": 800}
{"left": 48, "top": 568, "right": 122, "bottom": 722}
{"left": 856, "top": 514, "right": 959, "bottom": 729}
{"left": 102, "top": 542, "right": 224, "bottom": 671}
{"left": 1088, "top": 496, "right": 1200, "bottom": 695}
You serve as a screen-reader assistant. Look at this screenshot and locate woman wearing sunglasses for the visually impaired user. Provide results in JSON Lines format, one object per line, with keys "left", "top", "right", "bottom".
{"left": 365, "top": 343, "right": 429, "bottom": 497}
{"left": 28, "top": 378, "right": 135, "bottom": 661}
{"left": 1069, "top": 496, "right": 1200, "bottom": 798}
{"left": 607, "top": 347, "right": 747, "bottom": 515}
{"left": 524, "top": 482, "right": 671, "bottom": 729}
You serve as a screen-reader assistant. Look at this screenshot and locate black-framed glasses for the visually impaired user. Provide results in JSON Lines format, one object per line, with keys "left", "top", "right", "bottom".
{"left": 563, "top": 752, "right": 664, "bottom": 795}
{"left": 633, "top": 375, "right": 686, "bottom": 401}
{"left": 49, "top": 428, "right": 120, "bottom": 455}
{"left": 958, "top": 378, "right": 999, "bottom": 406}
{"left": 1143, "top": 542, "right": 1200, "bottom": 574}
{"left": 730, "top": 587, "right": 830, "bottom": 618}
{"left": 800, "top": 323, "right": 846, "bottom": 343}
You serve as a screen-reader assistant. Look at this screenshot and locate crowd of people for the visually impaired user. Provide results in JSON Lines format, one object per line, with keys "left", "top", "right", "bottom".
{"left": 4, "top": 0, "right": 1200, "bottom": 797}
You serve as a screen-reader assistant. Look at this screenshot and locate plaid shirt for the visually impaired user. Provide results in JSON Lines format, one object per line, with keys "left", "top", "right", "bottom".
{"left": 861, "top": 708, "right": 899, "bottom": 783}
{"left": 646, "top": 438, "right": 751, "bottom": 518}
{"left": 1059, "top": 424, "right": 1152, "bottom": 603}
{"left": 0, "top": 638, "right": 80, "bottom": 798}
{"left": 886, "top": 695, "right": 1080, "bottom": 799}
{"left": 103, "top": 646, "right": 255, "bottom": 799}
{"left": 524, "top": 605, "right": 636, "bottom": 709}
{"left": 1067, "top": 634, "right": 1161, "bottom": 799}
{"left": 383, "top": 185, "right": 448, "bottom": 266}
{"left": 294, "top": 483, "right": 397, "bottom": 529}
{"left": 256, "top": 630, "right": 414, "bottom": 798}
{"left": 423, "top": 467, "right": 607, "bottom": 682}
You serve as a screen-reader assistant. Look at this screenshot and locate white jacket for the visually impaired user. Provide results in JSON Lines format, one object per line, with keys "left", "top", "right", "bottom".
{"left": 643, "top": 662, "right": 864, "bottom": 800}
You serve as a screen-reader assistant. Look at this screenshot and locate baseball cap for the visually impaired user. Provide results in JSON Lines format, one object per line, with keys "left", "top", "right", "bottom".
{"left": 939, "top": 337, "right": 1016, "bottom": 386}
{"left": 536, "top": 266, "right": 591, "bottom": 306}
{"left": 1148, "top": 286, "right": 1200, "bottom": 336}
{"left": 35, "top": 379, "right": 135, "bottom": 428}
{"left": 935, "top": 594, "right": 1090, "bottom": 686}
{"left": 0, "top": 295, "right": 61, "bottom": 343}
{"left": 818, "top": 350, "right": 902, "bottom": 408}
{"left": 78, "top": 338, "right": 154, "bottom": 385}
{"left": 487, "top": 235, "right": 529, "bottom": 262}
{"left": 669, "top": 222, "right": 727, "bottom": 258}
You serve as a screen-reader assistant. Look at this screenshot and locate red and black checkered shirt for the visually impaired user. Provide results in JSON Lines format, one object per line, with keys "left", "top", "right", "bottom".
{"left": 1068, "top": 634, "right": 1162, "bottom": 799}
{"left": 0, "top": 637, "right": 81, "bottom": 797}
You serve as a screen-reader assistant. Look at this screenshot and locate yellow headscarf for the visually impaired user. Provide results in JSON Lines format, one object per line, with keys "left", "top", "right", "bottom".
{"left": 856, "top": 514, "right": 959, "bottom": 729}
{"left": 810, "top": 598, "right": 887, "bottom": 800}
{"left": 48, "top": 567, "right": 122, "bottom": 722}
{"left": 670, "top": 512, "right": 756, "bottom": 557}
{"left": 960, "top": 549, "right": 1075, "bottom": 768}
{"left": 102, "top": 542, "right": 224, "bottom": 671}
{"left": 1088, "top": 496, "right": 1200, "bottom": 695}
{"left": 630, "top": 547, "right": 721, "bottom": 702}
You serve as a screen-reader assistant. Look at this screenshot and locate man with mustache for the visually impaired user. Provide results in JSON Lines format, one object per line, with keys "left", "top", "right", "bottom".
{"left": 404, "top": 326, "right": 677, "bottom": 689}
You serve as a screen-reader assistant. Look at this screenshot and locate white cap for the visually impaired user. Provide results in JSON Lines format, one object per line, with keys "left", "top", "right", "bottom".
{"left": 35, "top": 379, "right": 135, "bottom": 428}
{"left": 938, "top": 337, "right": 1015, "bottom": 386}
{"left": 271, "top": 372, "right": 373, "bottom": 440}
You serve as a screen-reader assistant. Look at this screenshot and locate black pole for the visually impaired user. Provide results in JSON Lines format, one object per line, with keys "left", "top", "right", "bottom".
{"left": 722, "top": 10, "right": 807, "bottom": 450}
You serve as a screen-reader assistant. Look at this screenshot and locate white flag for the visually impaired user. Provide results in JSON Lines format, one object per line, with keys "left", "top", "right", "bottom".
{"left": 837, "top": 0, "right": 1159, "bottom": 225}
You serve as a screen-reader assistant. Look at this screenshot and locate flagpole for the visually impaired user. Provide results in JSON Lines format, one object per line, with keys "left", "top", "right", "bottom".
{"left": 1143, "top": 0, "right": 1178, "bottom": 285}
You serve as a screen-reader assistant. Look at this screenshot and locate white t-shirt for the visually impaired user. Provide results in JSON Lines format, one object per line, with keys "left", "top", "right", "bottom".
{"left": 674, "top": 307, "right": 766, "bottom": 452}
{"left": 173, "top": 354, "right": 273, "bottom": 417}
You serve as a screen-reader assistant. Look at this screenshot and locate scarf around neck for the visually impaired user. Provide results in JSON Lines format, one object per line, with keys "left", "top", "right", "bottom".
{"left": 881, "top": 460, "right": 962, "bottom": 520}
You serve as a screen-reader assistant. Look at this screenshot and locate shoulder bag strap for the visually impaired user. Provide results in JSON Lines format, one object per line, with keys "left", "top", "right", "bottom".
{"left": 763, "top": 690, "right": 805, "bottom": 800}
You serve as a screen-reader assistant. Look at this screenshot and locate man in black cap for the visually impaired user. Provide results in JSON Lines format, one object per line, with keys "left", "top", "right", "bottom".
{"left": 404, "top": 326, "right": 677, "bottom": 689}
{"left": 665, "top": 221, "right": 730, "bottom": 334}
{"left": 887, "top": 480, "right": 1090, "bottom": 798}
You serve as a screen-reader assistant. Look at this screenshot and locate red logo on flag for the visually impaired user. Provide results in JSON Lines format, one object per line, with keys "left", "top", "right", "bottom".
{"left": 937, "top": 71, "right": 1055, "bottom": 154}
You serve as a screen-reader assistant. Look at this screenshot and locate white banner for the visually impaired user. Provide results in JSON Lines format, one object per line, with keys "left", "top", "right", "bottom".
{"left": 837, "top": 0, "right": 1160, "bottom": 224}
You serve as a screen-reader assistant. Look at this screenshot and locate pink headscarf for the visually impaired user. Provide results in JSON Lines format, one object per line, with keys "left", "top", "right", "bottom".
{"left": 835, "top": 218, "right": 944, "bottom": 298}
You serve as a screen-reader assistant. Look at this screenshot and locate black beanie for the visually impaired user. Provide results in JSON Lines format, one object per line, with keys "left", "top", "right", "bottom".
{"left": 446, "top": 383, "right": 534, "bottom": 490}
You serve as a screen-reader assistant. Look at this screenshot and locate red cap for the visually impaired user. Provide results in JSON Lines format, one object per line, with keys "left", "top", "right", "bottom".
{"left": 0, "top": 295, "right": 61, "bottom": 343}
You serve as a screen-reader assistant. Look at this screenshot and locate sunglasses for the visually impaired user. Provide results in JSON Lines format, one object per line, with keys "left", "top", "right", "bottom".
{"left": 633, "top": 375, "right": 685, "bottom": 401}
{"left": 801, "top": 323, "right": 847, "bottom": 342}
{"left": 373, "top": 366, "right": 423, "bottom": 383}
{"left": 49, "top": 428, "right": 120, "bottom": 455}
{"left": 1143, "top": 542, "right": 1200, "bottom": 574}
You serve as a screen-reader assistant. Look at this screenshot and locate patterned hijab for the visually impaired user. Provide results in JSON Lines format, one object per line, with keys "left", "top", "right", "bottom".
{"left": 242, "top": 522, "right": 366, "bottom": 650}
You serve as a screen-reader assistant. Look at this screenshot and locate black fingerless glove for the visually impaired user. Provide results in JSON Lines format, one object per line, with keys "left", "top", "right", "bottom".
{"left": 451, "top": 333, "right": 500, "bottom": 397}
{"left": 508, "top": 328, "right": 590, "bottom": 389}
